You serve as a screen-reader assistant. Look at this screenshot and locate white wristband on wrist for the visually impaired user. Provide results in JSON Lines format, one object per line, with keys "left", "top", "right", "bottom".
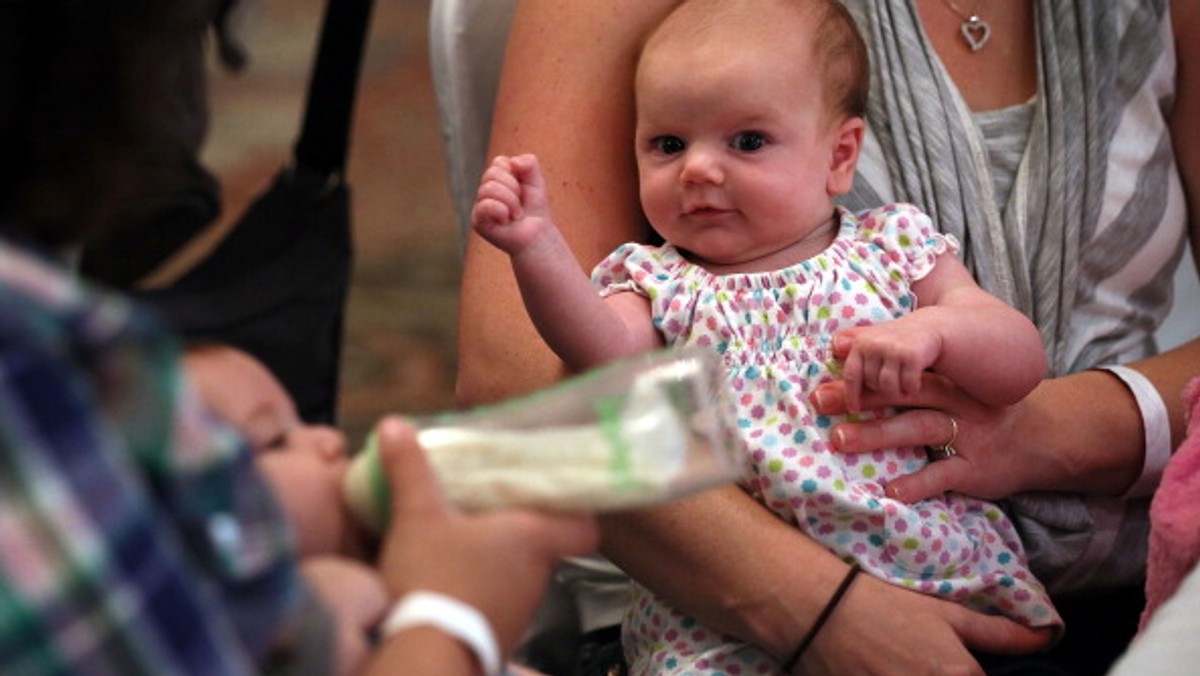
{"left": 1099, "top": 365, "right": 1171, "bottom": 498}
{"left": 379, "top": 591, "right": 501, "bottom": 676}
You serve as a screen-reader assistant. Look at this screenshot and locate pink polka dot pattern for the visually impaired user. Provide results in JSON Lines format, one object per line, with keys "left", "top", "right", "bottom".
{"left": 595, "top": 205, "right": 1061, "bottom": 675}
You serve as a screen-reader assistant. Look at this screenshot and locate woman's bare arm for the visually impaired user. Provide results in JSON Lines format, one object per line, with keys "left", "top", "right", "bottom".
{"left": 600, "top": 488, "right": 1051, "bottom": 670}
{"left": 457, "top": 0, "right": 677, "bottom": 404}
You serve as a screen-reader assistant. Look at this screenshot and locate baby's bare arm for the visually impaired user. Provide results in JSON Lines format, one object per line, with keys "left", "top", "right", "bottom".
{"left": 836, "top": 253, "right": 1046, "bottom": 410}
{"left": 471, "top": 154, "right": 660, "bottom": 370}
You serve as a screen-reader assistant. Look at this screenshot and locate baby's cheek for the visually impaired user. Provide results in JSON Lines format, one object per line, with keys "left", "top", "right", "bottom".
{"left": 261, "top": 455, "right": 348, "bottom": 557}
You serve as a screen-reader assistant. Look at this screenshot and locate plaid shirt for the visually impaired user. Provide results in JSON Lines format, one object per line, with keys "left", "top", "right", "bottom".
{"left": 0, "top": 236, "right": 319, "bottom": 675}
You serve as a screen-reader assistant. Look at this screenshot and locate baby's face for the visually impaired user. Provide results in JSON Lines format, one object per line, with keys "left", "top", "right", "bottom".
{"left": 184, "top": 344, "right": 326, "bottom": 451}
{"left": 633, "top": 8, "right": 849, "bottom": 273}
{"left": 257, "top": 443, "right": 362, "bottom": 558}
{"left": 184, "top": 345, "right": 363, "bottom": 557}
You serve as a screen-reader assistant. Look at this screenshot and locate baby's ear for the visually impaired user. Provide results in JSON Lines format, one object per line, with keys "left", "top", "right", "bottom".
{"left": 827, "top": 116, "right": 864, "bottom": 196}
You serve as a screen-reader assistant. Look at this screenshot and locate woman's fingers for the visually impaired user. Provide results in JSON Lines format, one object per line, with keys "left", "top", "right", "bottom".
{"left": 829, "top": 404, "right": 960, "bottom": 453}
{"left": 374, "top": 416, "right": 446, "bottom": 518}
{"left": 887, "top": 453, "right": 965, "bottom": 502}
{"left": 814, "top": 370, "right": 962, "bottom": 414}
{"left": 812, "top": 374, "right": 1026, "bottom": 502}
{"left": 949, "top": 603, "right": 1057, "bottom": 656}
{"left": 815, "top": 372, "right": 983, "bottom": 453}
{"left": 830, "top": 407, "right": 973, "bottom": 503}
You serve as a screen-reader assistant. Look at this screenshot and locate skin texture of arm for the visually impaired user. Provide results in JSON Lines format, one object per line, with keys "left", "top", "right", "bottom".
{"left": 456, "top": 0, "right": 1049, "bottom": 672}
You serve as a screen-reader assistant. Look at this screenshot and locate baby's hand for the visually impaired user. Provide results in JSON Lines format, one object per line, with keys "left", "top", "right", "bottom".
{"left": 471, "top": 154, "right": 553, "bottom": 255}
{"left": 301, "top": 556, "right": 388, "bottom": 676}
{"left": 833, "top": 322, "right": 943, "bottom": 413}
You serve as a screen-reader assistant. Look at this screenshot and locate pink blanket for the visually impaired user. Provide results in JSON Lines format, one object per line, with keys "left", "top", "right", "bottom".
{"left": 1141, "top": 376, "right": 1200, "bottom": 629}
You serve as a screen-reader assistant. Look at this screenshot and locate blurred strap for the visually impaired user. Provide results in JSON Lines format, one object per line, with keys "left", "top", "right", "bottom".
{"left": 294, "top": 0, "right": 376, "bottom": 178}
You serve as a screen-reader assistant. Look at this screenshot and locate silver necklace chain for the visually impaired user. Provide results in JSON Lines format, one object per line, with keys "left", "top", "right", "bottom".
{"left": 937, "top": 0, "right": 992, "bottom": 52}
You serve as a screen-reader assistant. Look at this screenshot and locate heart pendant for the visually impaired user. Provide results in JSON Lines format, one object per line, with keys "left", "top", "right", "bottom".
{"left": 960, "top": 16, "right": 991, "bottom": 52}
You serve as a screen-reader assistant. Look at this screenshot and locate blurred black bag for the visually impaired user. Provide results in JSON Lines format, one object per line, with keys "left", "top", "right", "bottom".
{"left": 82, "top": 0, "right": 375, "bottom": 424}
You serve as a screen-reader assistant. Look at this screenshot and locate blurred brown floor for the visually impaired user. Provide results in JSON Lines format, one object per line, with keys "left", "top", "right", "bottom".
{"left": 201, "top": 0, "right": 461, "bottom": 446}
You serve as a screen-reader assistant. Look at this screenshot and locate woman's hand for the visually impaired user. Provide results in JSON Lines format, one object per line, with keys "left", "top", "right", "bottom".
{"left": 811, "top": 372, "right": 1026, "bottom": 503}
{"left": 602, "top": 487, "right": 1053, "bottom": 675}
{"left": 800, "top": 572, "right": 1055, "bottom": 675}
{"left": 810, "top": 369, "right": 1143, "bottom": 503}
{"left": 370, "top": 416, "right": 599, "bottom": 655}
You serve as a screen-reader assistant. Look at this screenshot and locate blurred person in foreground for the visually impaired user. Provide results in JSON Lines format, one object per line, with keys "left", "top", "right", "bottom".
{"left": 0, "top": 1, "right": 595, "bottom": 674}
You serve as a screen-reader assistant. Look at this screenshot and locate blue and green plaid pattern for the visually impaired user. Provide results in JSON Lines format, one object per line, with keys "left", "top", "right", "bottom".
{"left": 0, "top": 238, "right": 306, "bottom": 675}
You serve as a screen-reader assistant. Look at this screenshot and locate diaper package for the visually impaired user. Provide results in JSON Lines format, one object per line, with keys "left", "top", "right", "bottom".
{"left": 344, "top": 347, "right": 742, "bottom": 533}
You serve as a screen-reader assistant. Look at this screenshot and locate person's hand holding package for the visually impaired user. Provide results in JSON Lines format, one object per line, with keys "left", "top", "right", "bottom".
{"left": 365, "top": 417, "right": 598, "bottom": 674}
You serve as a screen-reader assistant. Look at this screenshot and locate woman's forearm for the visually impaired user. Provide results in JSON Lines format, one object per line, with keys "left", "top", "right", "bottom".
{"left": 1016, "top": 339, "right": 1200, "bottom": 497}
{"left": 1009, "top": 370, "right": 1143, "bottom": 495}
{"left": 600, "top": 485, "right": 852, "bottom": 660}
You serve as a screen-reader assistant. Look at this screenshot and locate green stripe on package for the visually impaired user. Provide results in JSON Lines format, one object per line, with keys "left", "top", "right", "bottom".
{"left": 343, "top": 347, "right": 742, "bottom": 535}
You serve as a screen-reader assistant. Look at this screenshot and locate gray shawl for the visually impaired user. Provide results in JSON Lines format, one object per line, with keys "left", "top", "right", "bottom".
{"left": 839, "top": 0, "right": 1175, "bottom": 591}
{"left": 840, "top": 0, "right": 1170, "bottom": 375}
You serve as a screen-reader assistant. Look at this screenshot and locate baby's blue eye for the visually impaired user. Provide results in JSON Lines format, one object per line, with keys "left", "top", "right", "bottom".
{"left": 733, "top": 132, "right": 766, "bottom": 152}
{"left": 653, "top": 136, "right": 686, "bottom": 154}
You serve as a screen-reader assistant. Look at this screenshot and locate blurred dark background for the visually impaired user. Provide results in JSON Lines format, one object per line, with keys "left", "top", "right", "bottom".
{"left": 194, "top": 0, "right": 461, "bottom": 445}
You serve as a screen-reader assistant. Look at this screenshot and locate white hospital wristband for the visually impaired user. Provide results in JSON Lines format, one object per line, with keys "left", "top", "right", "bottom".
{"left": 379, "top": 591, "right": 501, "bottom": 676}
{"left": 1099, "top": 365, "right": 1171, "bottom": 498}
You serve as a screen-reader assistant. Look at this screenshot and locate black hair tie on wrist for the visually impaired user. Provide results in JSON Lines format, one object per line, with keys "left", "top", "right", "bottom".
{"left": 781, "top": 563, "right": 863, "bottom": 674}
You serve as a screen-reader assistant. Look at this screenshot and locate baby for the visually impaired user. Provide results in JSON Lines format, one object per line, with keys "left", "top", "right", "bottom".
{"left": 185, "top": 343, "right": 372, "bottom": 559}
{"left": 471, "top": 0, "right": 1062, "bottom": 673}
